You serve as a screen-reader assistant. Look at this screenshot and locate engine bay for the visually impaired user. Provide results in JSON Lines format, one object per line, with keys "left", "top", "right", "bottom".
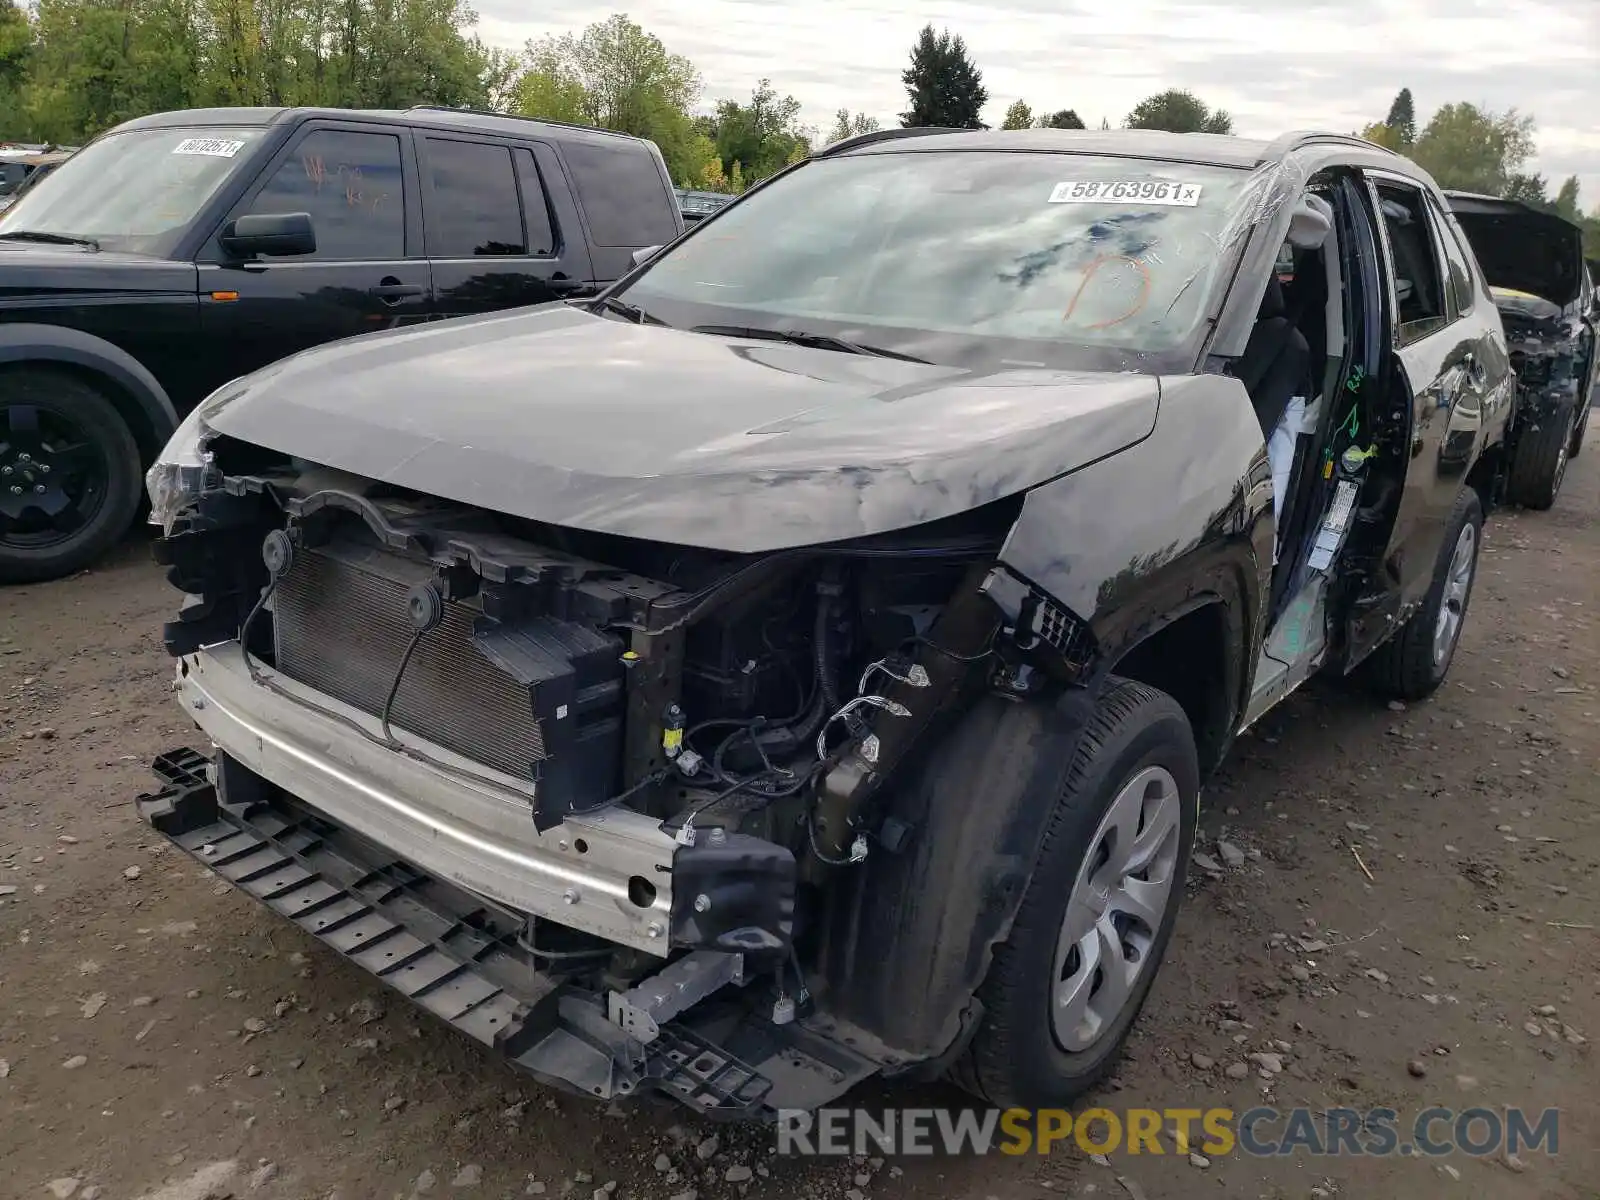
{"left": 152, "top": 445, "right": 1083, "bottom": 1004}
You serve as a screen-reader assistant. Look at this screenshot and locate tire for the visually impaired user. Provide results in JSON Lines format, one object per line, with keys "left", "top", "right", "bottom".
{"left": 1505, "top": 408, "right": 1574, "bottom": 510}
{"left": 951, "top": 676, "right": 1199, "bottom": 1108}
{"left": 1364, "top": 487, "right": 1483, "bottom": 702}
{"left": 0, "top": 368, "right": 144, "bottom": 585}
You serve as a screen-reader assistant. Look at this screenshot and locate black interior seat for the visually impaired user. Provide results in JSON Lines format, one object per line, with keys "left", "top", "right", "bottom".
{"left": 1237, "top": 275, "right": 1312, "bottom": 435}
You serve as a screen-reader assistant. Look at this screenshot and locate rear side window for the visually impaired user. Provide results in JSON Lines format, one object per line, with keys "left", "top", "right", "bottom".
{"left": 1373, "top": 180, "right": 1448, "bottom": 342}
{"left": 514, "top": 149, "right": 556, "bottom": 257}
{"left": 1427, "top": 197, "right": 1478, "bottom": 319}
{"left": 425, "top": 138, "right": 525, "bottom": 256}
{"left": 562, "top": 140, "right": 677, "bottom": 247}
{"left": 245, "top": 129, "right": 405, "bottom": 260}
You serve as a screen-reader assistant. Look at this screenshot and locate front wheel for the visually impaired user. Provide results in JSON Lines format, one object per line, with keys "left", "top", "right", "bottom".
{"left": 0, "top": 368, "right": 144, "bottom": 585}
{"left": 952, "top": 677, "right": 1198, "bottom": 1108}
{"left": 1364, "top": 488, "right": 1483, "bottom": 701}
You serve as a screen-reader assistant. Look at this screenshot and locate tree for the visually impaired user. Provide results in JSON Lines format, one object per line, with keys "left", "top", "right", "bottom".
{"left": 1125, "top": 89, "right": 1232, "bottom": 134}
{"left": 1553, "top": 175, "right": 1580, "bottom": 221}
{"left": 1037, "top": 108, "right": 1084, "bottom": 130}
{"left": 899, "top": 23, "right": 987, "bottom": 129}
{"left": 512, "top": 15, "right": 706, "bottom": 186}
{"left": 826, "top": 108, "right": 879, "bottom": 144}
{"left": 3, "top": 0, "right": 499, "bottom": 144}
{"left": 1359, "top": 121, "right": 1405, "bottom": 152}
{"left": 1503, "top": 173, "right": 1548, "bottom": 205}
{"left": 706, "top": 78, "right": 808, "bottom": 185}
{"left": 1384, "top": 87, "right": 1416, "bottom": 148}
{"left": 1411, "top": 102, "right": 1536, "bottom": 196}
{"left": 1000, "top": 99, "right": 1032, "bottom": 130}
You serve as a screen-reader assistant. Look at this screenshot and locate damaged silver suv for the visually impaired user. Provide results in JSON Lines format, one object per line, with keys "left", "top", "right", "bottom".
{"left": 137, "top": 128, "right": 1511, "bottom": 1116}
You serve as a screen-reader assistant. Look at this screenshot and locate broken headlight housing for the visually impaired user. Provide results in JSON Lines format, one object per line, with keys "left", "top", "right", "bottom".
{"left": 144, "top": 379, "right": 249, "bottom": 534}
{"left": 144, "top": 403, "right": 214, "bottom": 534}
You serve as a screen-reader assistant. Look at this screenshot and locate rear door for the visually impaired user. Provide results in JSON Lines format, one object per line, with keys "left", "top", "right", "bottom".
{"left": 197, "top": 121, "right": 430, "bottom": 398}
{"left": 1362, "top": 174, "right": 1501, "bottom": 610}
{"left": 420, "top": 134, "right": 594, "bottom": 318}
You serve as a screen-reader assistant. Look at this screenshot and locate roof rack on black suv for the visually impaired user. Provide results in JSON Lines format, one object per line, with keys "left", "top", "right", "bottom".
{"left": 0, "top": 104, "right": 686, "bottom": 583}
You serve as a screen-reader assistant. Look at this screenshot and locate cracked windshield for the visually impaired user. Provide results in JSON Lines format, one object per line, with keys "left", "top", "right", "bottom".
{"left": 626, "top": 153, "right": 1250, "bottom": 368}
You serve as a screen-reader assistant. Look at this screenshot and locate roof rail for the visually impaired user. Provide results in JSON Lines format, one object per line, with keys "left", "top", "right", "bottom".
{"left": 404, "top": 104, "right": 638, "bottom": 141}
{"left": 1262, "top": 130, "right": 1404, "bottom": 165}
{"left": 812, "top": 126, "right": 972, "bottom": 158}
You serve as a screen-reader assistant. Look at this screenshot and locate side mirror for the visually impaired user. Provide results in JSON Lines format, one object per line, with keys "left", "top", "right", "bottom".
{"left": 221, "top": 212, "right": 316, "bottom": 258}
{"left": 631, "top": 245, "right": 662, "bottom": 269}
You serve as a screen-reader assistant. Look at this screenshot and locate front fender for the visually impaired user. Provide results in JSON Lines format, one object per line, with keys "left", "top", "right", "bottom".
{"left": 809, "top": 373, "right": 1273, "bottom": 1067}
{"left": 998, "top": 372, "right": 1274, "bottom": 676}
{"left": 0, "top": 322, "right": 180, "bottom": 455}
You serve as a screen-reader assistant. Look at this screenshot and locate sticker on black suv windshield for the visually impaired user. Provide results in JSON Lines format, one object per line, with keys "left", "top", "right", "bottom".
{"left": 1049, "top": 181, "right": 1202, "bottom": 206}
{"left": 171, "top": 138, "right": 246, "bottom": 159}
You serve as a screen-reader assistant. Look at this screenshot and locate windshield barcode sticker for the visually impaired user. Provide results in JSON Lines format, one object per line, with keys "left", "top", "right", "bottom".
{"left": 172, "top": 138, "right": 246, "bottom": 159}
{"left": 1049, "top": 180, "right": 1202, "bottom": 206}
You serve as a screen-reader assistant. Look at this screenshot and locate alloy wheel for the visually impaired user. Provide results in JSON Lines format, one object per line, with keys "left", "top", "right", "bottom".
{"left": 0, "top": 402, "right": 110, "bottom": 551}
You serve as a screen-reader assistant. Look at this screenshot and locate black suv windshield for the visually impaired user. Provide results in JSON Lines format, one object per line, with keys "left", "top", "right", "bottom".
{"left": 621, "top": 150, "right": 1254, "bottom": 371}
{"left": 0, "top": 127, "right": 265, "bottom": 256}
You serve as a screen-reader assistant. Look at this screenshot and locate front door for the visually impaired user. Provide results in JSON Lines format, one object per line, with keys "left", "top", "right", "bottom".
{"left": 420, "top": 135, "right": 595, "bottom": 319}
{"left": 195, "top": 122, "right": 432, "bottom": 400}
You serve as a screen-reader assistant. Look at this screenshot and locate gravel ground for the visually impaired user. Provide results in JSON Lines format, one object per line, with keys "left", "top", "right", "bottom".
{"left": 2, "top": 456, "right": 1596, "bottom": 1200}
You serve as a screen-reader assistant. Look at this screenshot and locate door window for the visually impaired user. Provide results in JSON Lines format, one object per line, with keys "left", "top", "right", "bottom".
{"left": 1372, "top": 180, "right": 1448, "bottom": 344}
{"left": 424, "top": 138, "right": 525, "bottom": 257}
{"left": 1426, "top": 196, "right": 1478, "bottom": 320}
{"left": 513, "top": 148, "right": 557, "bottom": 257}
{"left": 243, "top": 129, "right": 405, "bottom": 260}
{"left": 563, "top": 139, "right": 678, "bottom": 247}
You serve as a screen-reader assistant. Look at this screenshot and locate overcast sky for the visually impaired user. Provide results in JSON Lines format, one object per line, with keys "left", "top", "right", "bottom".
{"left": 476, "top": 0, "right": 1599, "bottom": 207}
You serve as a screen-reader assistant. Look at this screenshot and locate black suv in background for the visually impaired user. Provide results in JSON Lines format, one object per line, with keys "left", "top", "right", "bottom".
{"left": 0, "top": 105, "right": 684, "bottom": 583}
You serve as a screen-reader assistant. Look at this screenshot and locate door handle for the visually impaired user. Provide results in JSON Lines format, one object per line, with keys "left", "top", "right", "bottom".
{"left": 370, "top": 280, "right": 425, "bottom": 303}
{"left": 547, "top": 277, "right": 590, "bottom": 295}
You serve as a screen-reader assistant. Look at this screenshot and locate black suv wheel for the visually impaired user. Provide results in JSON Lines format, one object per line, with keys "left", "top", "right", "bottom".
{"left": 0, "top": 368, "right": 143, "bottom": 584}
{"left": 1505, "top": 409, "right": 1575, "bottom": 510}
{"left": 952, "top": 677, "right": 1198, "bottom": 1108}
{"left": 1365, "top": 488, "right": 1483, "bottom": 701}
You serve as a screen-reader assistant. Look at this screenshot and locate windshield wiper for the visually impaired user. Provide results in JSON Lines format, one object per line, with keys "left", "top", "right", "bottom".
{"left": 691, "top": 324, "right": 930, "bottom": 363}
{"left": 592, "top": 295, "right": 668, "bottom": 326}
{"left": 0, "top": 230, "right": 100, "bottom": 250}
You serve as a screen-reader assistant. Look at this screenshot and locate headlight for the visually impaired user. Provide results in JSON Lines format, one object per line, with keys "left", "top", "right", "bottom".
{"left": 144, "top": 404, "right": 216, "bottom": 534}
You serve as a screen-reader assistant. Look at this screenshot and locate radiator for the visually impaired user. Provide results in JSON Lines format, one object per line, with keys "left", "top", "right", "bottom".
{"left": 271, "top": 542, "right": 546, "bottom": 780}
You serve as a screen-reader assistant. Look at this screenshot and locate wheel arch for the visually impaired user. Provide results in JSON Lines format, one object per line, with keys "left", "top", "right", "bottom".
{"left": 1106, "top": 595, "right": 1240, "bottom": 777}
{"left": 0, "top": 324, "right": 180, "bottom": 464}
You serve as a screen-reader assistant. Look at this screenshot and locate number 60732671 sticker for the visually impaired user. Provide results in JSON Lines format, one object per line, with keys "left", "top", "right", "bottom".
{"left": 1048, "top": 180, "right": 1203, "bottom": 206}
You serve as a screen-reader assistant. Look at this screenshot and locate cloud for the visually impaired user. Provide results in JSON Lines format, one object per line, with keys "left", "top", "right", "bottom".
{"left": 478, "top": 0, "right": 1600, "bottom": 205}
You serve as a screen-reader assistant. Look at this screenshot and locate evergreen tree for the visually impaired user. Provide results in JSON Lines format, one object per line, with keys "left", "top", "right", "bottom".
{"left": 1385, "top": 87, "right": 1416, "bottom": 147}
{"left": 899, "top": 23, "right": 987, "bottom": 128}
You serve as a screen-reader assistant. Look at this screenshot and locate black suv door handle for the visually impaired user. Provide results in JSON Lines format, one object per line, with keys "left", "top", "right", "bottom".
{"left": 370, "top": 279, "right": 425, "bottom": 303}
{"left": 547, "top": 278, "right": 590, "bottom": 295}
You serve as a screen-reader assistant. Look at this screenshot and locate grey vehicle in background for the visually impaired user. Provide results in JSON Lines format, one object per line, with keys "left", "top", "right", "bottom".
{"left": 0, "top": 148, "right": 76, "bottom": 213}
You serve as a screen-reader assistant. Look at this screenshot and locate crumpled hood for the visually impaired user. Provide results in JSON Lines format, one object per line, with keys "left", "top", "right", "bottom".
{"left": 1444, "top": 191, "right": 1585, "bottom": 309}
{"left": 202, "top": 304, "right": 1162, "bottom": 552}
